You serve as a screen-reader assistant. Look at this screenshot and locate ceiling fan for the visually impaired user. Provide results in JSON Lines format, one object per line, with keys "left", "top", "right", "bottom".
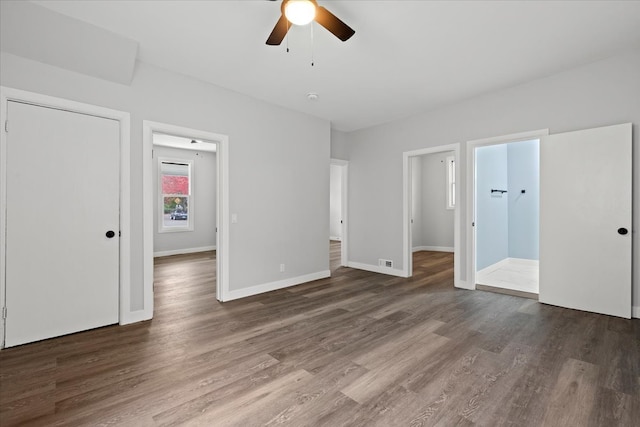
{"left": 266, "top": 0, "right": 355, "bottom": 45}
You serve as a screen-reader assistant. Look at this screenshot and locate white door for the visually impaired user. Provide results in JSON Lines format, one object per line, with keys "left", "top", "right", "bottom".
{"left": 5, "top": 101, "right": 120, "bottom": 347}
{"left": 539, "top": 123, "right": 632, "bottom": 318}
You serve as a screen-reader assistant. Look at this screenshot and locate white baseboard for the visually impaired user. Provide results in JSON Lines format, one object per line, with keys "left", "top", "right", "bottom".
{"left": 476, "top": 258, "right": 511, "bottom": 278}
{"left": 329, "top": 236, "right": 342, "bottom": 241}
{"left": 412, "top": 246, "right": 454, "bottom": 253}
{"left": 633, "top": 306, "right": 640, "bottom": 319}
{"left": 454, "top": 280, "right": 474, "bottom": 290}
{"left": 154, "top": 245, "right": 216, "bottom": 257}
{"left": 224, "top": 270, "right": 331, "bottom": 301}
{"left": 120, "top": 308, "right": 152, "bottom": 325}
{"left": 347, "top": 261, "right": 407, "bottom": 278}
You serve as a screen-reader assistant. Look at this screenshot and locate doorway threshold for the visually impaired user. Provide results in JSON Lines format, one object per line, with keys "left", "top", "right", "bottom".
{"left": 476, "top": 283, "right": 538, "bottom": 300}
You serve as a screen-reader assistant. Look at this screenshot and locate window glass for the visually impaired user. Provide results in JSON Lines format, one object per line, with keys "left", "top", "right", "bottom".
{"left": 159, "top": 160, "right": 193, "bottom": 231}
{"left": 446, "top": 156, "right": 455, "bottom": 209}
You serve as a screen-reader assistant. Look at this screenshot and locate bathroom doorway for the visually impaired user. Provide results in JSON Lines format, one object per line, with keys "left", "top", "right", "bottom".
{"left": 474, "top": 138, "right": 540, "bottom": 298}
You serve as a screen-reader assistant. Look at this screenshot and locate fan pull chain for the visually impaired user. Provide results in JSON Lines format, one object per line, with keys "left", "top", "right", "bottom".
{"left": 286, "top": 19, "right": 290, "bottom": 53}
{"left": 310, "top": 22, "right": 314, "bottom": 66}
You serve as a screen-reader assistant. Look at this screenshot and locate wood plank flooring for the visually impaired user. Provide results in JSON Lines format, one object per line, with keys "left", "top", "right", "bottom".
{"left": 1, "top": 243, "right": 638, "bottom": 426}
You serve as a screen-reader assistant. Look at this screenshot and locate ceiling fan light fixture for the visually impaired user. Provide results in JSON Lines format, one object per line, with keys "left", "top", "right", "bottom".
{"left": 284, "top": 0, "right": 316, "bottom": 26}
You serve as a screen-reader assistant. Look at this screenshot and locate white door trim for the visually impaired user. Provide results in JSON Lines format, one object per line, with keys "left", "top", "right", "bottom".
{"left": 402, "top": 143, "right": 462, "bottom": 287}
{"left": 465, "top": 128, "right": 548, "bottom": 291}
{"left": 0, "top": 86, "right": 132, "bottom": 347}
{"left": 330, "top": 158, "right": 348, "bottom": 267}
{"left": 143, "top": 121, "right": 230, "bottom": 307}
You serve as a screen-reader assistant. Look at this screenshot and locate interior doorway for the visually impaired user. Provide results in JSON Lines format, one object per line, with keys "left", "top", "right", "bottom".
{"left": 403, "top": 143, "right": 462, "bottom": 286}
{"left": 410, "top": 151, "right": 456, "bottom": 253}
{"left": 474, "top": 138, "right": 540, "bottom": 298}
{"left": 153, "top": 134, "right": 217, "bottom": 257}
{"left": 143, "top": 121, "right": 229, "bottom": 316}
{"left": 330, "top": 159, "right": 348, "bottom": 268}
{"left": 467, "top": 125, "right": 632, "bottom": 318}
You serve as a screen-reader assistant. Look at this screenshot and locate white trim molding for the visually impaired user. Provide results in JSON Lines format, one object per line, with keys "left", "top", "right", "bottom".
{"left": 154, "top": 246, "right": 216, "bottom": 258}
{"left": 0, "top": 86, "right": 133, "bottom": 338}
{"left": 143, "top": 121, "right": 230, "bottom": 309}
{"left": 224, "top": 271, "right": 331, "bottom": 301}
{"left": 347, "top": 262, "right": 407, "bottom": 278}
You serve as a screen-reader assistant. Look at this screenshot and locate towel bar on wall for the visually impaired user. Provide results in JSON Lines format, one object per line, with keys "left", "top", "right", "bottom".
{"left": 491, "top": 189, "right": 507, "bottom": 194}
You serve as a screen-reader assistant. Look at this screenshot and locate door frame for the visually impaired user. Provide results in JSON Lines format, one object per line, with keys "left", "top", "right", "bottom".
{"left": 0, "top": 86, "right": 132, "bottom": 348}
{"left": 466, "top": 128, "right": 548, "bottom": 290}
{"left": 330, "top": 158, "right": 348, "bottom": 267}
{"left": 402, "top": 143, "right": 462, "bottom": 286}
{"left": 143, "top": 121, "right": 230, "bottom": 308}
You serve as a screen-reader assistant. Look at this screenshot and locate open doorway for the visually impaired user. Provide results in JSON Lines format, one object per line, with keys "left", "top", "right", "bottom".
{"left": 466, "top": 129, "right": 548, "bottom": 299}
{"left": 403, "top": 143, "right": 462, "bottom": 287}
{"left": 330, "top": 159, "right": 348, "bottom": 270}
{"left": 474, "top": 139, "right": 540, "bottom": 298}
{"left": 153, "top": 134, "right": 217, "bottom": 257}
{"left": 143, "top": 121, "right": 229, "bottom": 319}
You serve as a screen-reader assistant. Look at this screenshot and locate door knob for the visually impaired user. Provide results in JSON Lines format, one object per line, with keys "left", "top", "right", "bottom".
{"left": 106, "top": 230, "right": 116, "bottom": 238}
{"left": 617, "top": 228, "right": 628, "bottom": 235}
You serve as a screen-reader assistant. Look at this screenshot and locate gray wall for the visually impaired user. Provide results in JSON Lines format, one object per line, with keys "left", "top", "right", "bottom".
{"left": 345, "top": 50, "right": 640, "bottom": 309}
{"left": 330, "top": 129, "right": 350, "bottom": 161}
{"left": 1, "top": 6, "right": 330, "bottom": 309}
{"left": 419, "top": 152, "right": 455, "bottom": 250}
{"left": 153, "top": 146, "right": 216, "bottom": 255}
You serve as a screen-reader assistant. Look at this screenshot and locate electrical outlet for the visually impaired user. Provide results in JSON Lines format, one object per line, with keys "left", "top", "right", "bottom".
{"left": 280, "top": 264, "right": 285, "bottom": 272}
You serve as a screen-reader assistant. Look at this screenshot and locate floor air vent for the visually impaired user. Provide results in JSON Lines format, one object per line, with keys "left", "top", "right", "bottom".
{"left": 379, "top": 259, "right": 393, "bottom": 268}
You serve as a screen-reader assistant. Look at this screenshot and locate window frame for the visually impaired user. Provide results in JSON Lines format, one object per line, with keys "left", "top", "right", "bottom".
{"left": 158, "top": 157, "right": 194, "bottom": 233}
{"left": 446, "top": 155, "right": 455, "bottom": 210}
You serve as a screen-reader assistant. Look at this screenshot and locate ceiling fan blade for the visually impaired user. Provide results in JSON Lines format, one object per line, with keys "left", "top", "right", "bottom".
{"left": 266, "top": 14, "right": 289, "bottom": 45}
{"left": 315, "top": 6, "right": 355, "bottom": 41}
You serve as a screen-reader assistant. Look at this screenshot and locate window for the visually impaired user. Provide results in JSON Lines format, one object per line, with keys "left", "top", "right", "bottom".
{"left": 159, "top": 158, "right": 193, "bottom": 232}
{"left": 446, "top": 155, "right": 455, "bottom": 209}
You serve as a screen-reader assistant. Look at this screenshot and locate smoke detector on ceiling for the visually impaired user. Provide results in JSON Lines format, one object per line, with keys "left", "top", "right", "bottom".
{"left": 306, "top": 92, "right": 319, "bottom": 101}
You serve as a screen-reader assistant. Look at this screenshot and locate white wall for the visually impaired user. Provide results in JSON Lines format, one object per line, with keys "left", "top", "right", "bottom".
{"left": 153, "top": 146, "right": 216, "bottom": 256}
{"left": 346, "top": 50, "right": 640, "bottom": 312}
{"left": 329, "top": 164, "right": 342, "bottom": 240}
{"left": 419, "top": 152, "right": 454, "bottom": 250}
{"left": 0, "top": 7, "right": 330, "bottom": 310}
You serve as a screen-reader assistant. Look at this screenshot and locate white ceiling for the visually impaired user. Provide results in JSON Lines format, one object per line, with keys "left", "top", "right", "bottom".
{"left": 32, "top": 0, "right": 640, "bottom": 132}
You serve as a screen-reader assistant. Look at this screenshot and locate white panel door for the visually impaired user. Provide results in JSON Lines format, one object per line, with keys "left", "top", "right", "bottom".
{"left": 5, "top": 101, "right": 120, "bottom": 346}
{"left": 539, "top": 123, "right": 632, "bottom": 318}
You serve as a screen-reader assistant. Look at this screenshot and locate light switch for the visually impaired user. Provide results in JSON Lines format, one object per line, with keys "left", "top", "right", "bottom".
{"left": 231, "top": 213, "right": 238, "bottom": 223}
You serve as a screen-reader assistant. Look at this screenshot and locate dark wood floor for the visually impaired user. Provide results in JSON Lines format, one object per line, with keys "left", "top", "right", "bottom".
{"left": 1, "top": 242, "right": 638, "bottom": 426}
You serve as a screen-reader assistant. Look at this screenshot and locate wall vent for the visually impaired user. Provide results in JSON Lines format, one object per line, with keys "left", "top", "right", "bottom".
{"left": 378, "top": 259, "right": 393, "bottom": 268}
